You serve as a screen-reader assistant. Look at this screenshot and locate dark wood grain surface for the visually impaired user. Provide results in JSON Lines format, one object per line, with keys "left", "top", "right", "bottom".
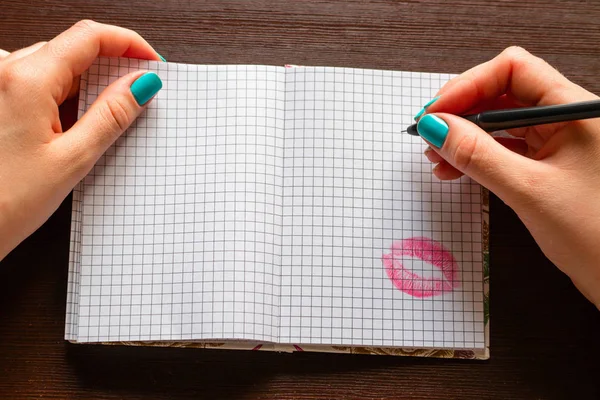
{"left": 1, "top": 1, "right": 600, "bottom": 398}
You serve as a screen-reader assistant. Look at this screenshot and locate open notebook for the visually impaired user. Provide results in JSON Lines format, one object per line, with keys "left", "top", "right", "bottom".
{"left": 66, "top": 58, "right": 489, "bottom": 359}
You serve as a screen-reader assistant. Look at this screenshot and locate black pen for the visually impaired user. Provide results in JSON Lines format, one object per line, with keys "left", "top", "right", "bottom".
{"left": 404, "top": 99, "right": 600, "bottom": 136}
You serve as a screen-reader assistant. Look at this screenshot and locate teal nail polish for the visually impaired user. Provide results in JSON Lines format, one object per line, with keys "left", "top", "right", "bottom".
{"left": 158, "top": 53, "right": 166, "bottom": 62}
{"left": 130, "top": 72, "right": 162, "bottom": 106}
{"left": 417, "top": 114, "right": 448, "bottom": 148}
{"left": 414, "top": 107, "right": 426, "bottom": 121}
{"left": 424, "top": 96, "right": 440, "bottom": 108}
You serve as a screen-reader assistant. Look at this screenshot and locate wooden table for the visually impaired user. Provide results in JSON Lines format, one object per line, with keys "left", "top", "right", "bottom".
{"left": 2, "top": 1, "right": 600, "bottom": 398}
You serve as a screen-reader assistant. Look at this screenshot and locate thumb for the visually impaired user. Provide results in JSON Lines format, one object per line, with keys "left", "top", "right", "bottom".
{"left": 59, "top": 70, "right": 162, "bottom": 174}
{"left": 416, "top": 113, "right": 539, "bottom": 201}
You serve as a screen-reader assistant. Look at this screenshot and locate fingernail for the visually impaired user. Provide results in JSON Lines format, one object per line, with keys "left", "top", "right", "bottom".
{"left": 414, "top": 96, "right": 440, "bottom": 120}
{"left": 424, "top": 96, "right": 440, "bottom": 108}
{"left": 417, "top": 114, "right": 448, "bottom": 148}
{"left": 158, "top": 53, "right": 166, "bottom": 62}
{"left": 424, "top": 147, "right": 434, "bottom": 162}
{"left": 414, "top": 107, "right": 426, "bottom": 121}
{"left": 130, "top": 72, "right": 162, "bottom": 106}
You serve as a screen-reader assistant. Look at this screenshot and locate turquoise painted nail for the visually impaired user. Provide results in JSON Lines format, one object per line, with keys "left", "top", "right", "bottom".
{"left": 424, "top": 96, "right": 440, "bottom": 108}
{"left": 417, "top": 114, "right": 448, "bottom": 148}
{"left": 414, "top": 107, "right": 426, "bottom": 121}
{"left": 130, "top": 72, "right": 162, "bottom": 106}
{"left": 158, "top": 53, "right": 166, "bottom": 62}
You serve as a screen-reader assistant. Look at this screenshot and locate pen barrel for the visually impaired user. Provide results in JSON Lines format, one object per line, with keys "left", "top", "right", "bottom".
{"left": 469, "top": 100, "right": 600, "bottom": 132}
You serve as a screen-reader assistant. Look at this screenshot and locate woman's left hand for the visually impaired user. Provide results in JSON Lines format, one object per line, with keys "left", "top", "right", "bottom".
{"left": 0, "top": 20, "right": 163, "bottom": 259}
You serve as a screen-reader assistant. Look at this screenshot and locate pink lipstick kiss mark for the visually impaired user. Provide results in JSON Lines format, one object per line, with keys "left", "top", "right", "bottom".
{"left": 382, "top": 237, "right": 460, "bottom": 298}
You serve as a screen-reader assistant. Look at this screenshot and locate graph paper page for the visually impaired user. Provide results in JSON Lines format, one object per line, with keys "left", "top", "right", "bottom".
{"left": 279, "top": 67, "right": 485, "bottom": 349}
{"left": 73, "top": 58, "right": 284, "bottom": 342}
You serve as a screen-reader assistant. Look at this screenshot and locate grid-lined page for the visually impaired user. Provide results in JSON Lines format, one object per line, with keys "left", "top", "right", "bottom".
{"left": 280, "top": 67, "right": 485, "bottom": 349}
{"left": 72, "top": 58, "right": 285, "bottom": 342}
{"left": 67, "top": 60, "right": 487, "bottom": 350}
{"left": 66, "top": 70, "right": 93, "bottom": 341}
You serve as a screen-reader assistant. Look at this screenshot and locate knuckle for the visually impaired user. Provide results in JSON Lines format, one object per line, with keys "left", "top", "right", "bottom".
{"left": 49, "top": 20, "right": 97, "bottom": 60}
{"left": 0, "top": 60, "right": 43, "bottom": 90}
{"left": 502, "top": 45, "right": 529, "bottom": 57}
{"left": 0, "top": 64, "right": 18, "bottom": 87}
{"left": 100, "top": 97, "right": 133, "bottom": 133}
{"left": 502, "top": 45, "right": 544, "bottom": 68}
{"left": 501, "top": 46, "right": 537, "bottom": 63}
{"left": 74, "top": 19, "right": 98, "bottom": 33}
{"left": 503, "top": 45, "right": 570, "bottom": 90}
{"left": 502, "top": 46, "right": 537, "bottom": 67}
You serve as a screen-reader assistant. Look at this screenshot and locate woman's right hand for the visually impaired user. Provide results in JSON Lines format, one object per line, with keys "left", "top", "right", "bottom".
{"left": 415, "top": 46, "right": 600, "bottom": 308}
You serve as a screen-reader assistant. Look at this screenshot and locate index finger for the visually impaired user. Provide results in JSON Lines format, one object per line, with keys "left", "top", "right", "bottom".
{"left": 26, "top": 20, "right": 161, "bottom": 99}
{"left": 428, "top": 46, "right": 591, "bottom": 115}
